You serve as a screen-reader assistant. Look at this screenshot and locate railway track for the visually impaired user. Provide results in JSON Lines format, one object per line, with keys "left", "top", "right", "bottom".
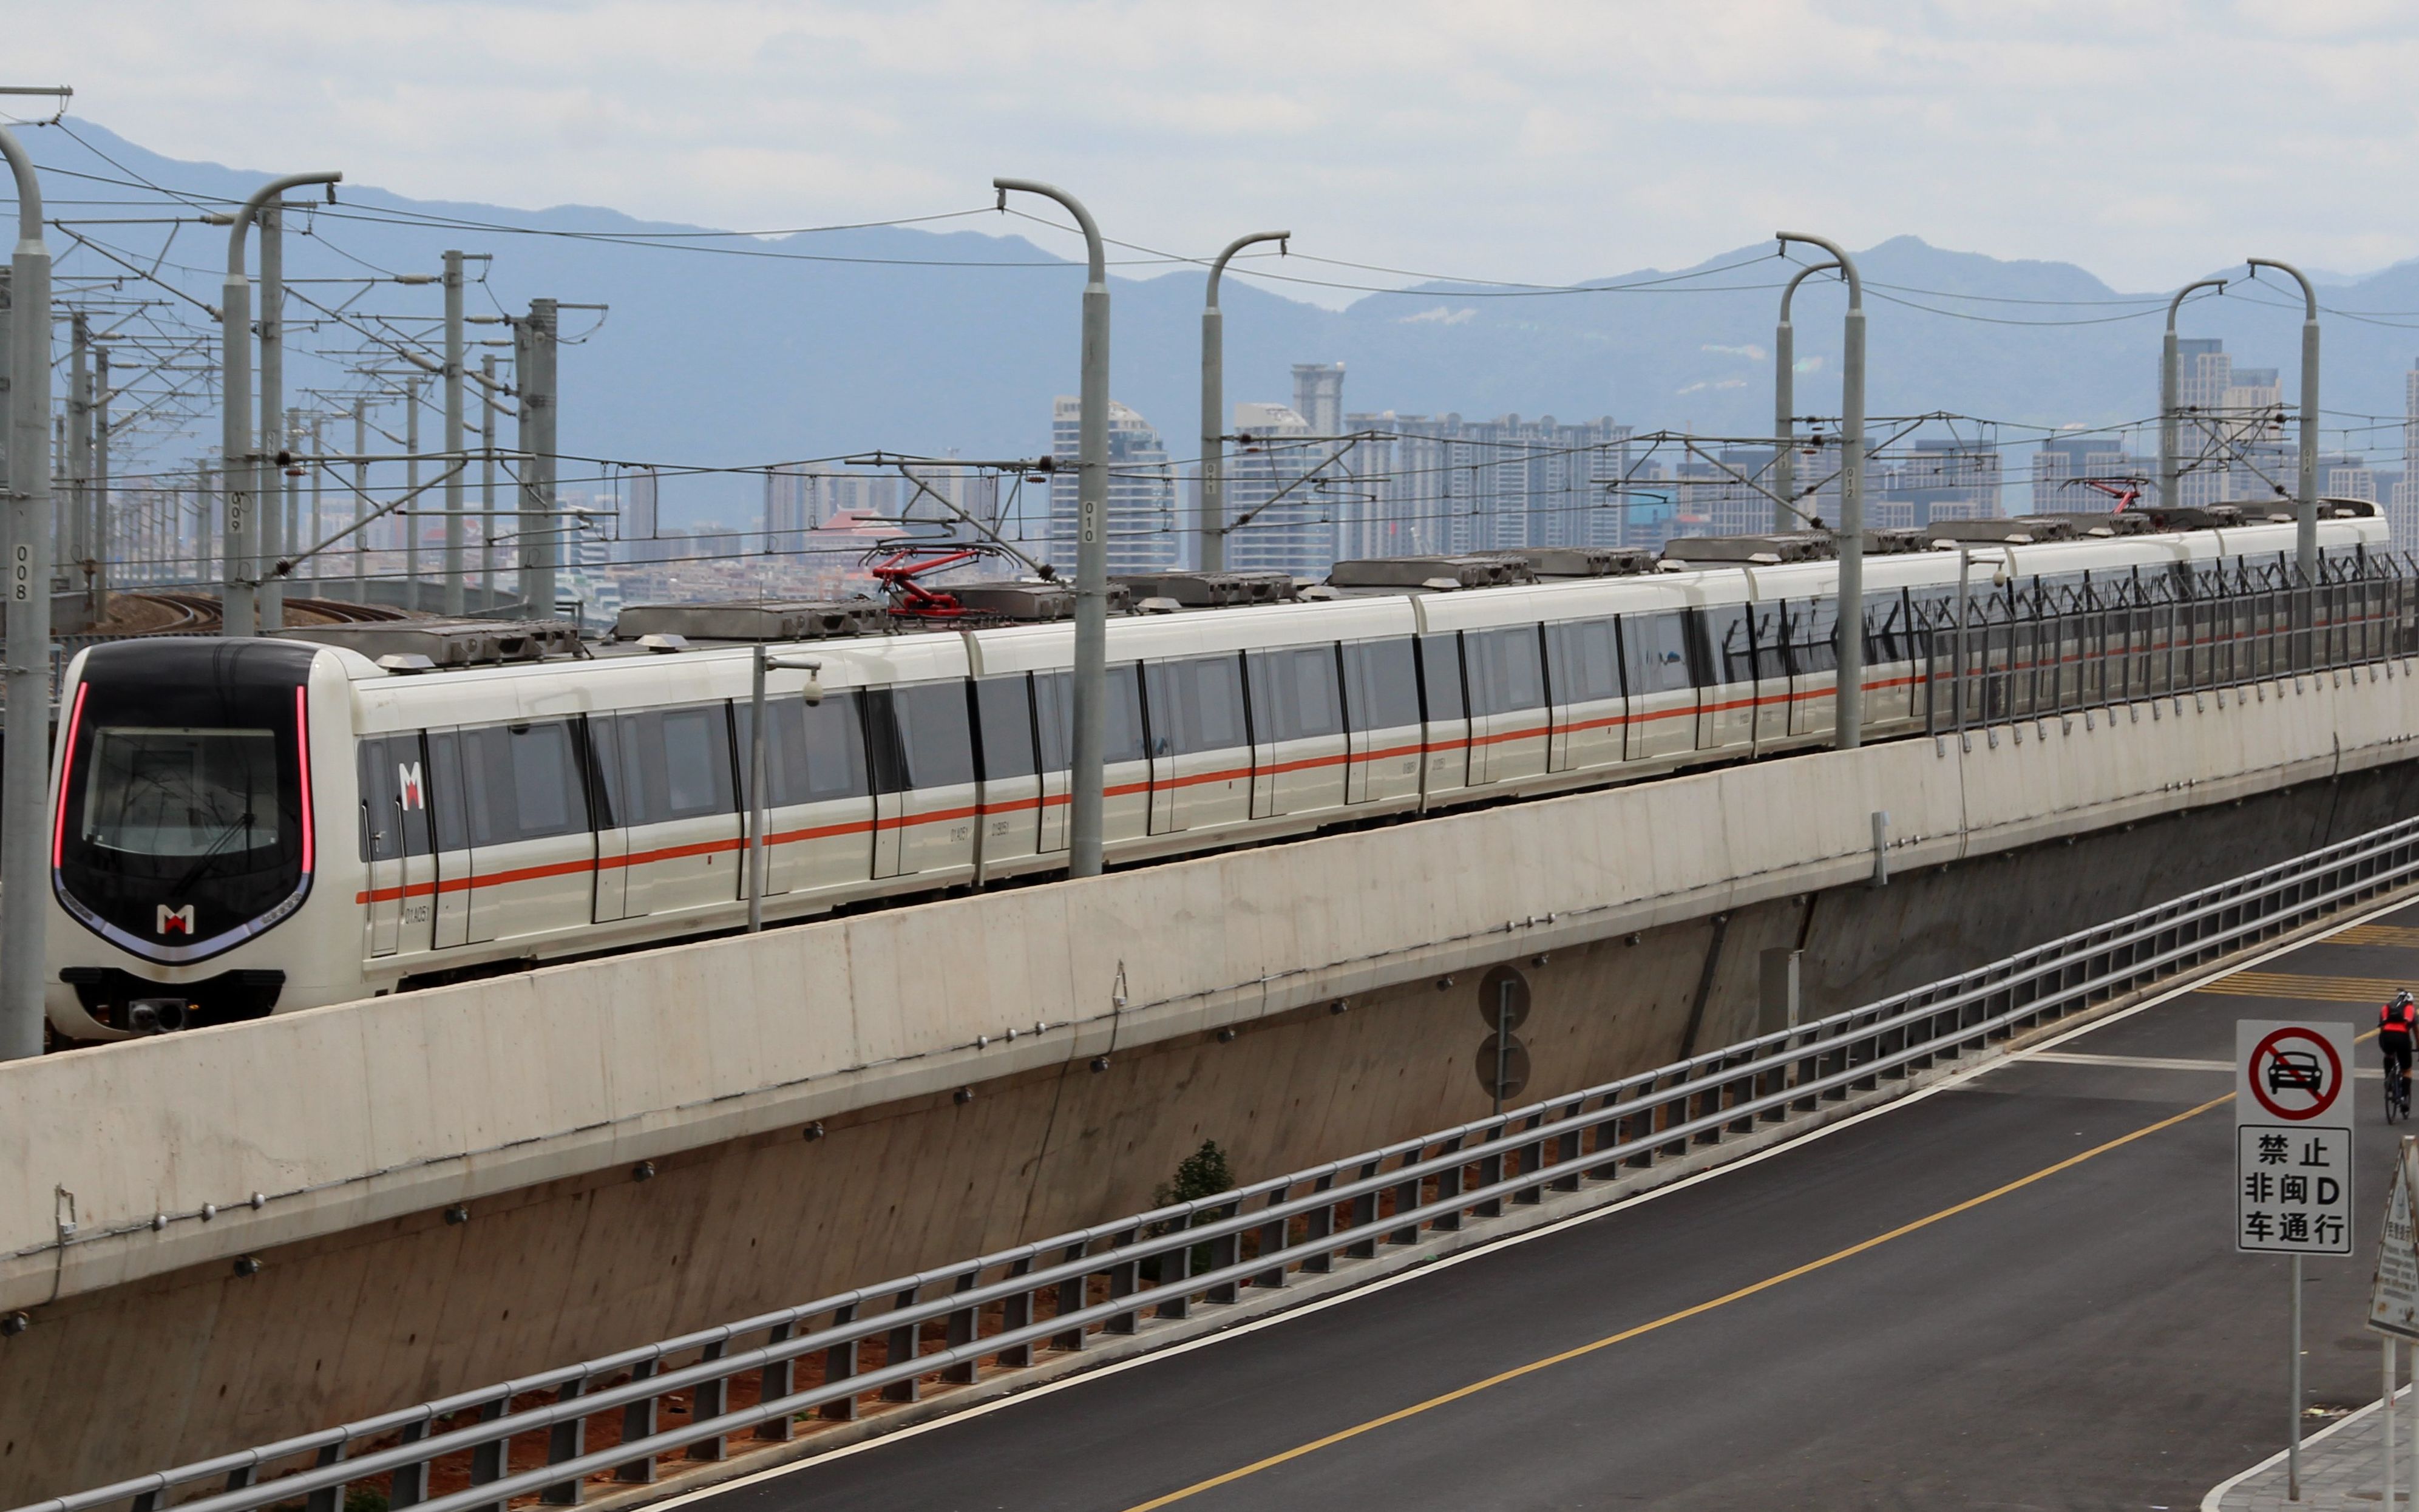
{"left": 103, "top": 592, "right": 412, "bottom": 635}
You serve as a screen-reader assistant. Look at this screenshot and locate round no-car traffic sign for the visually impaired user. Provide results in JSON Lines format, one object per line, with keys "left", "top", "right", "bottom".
{"left": 2248, "top": 1026, "right": 2347, "bottom": 1122}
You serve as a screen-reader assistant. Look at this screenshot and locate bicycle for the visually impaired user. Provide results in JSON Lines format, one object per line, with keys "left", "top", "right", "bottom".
{"left": 2389, "top": 1058, "right": 2411, "bottom": 1125}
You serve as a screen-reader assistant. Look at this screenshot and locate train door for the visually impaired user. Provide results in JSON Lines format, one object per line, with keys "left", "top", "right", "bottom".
{"left": 753, "top": 688, "right": 874, "bottom": 900}
{"left": 1148, "top": 654, "right": 1250, "bottom": 833}
{"left": 1248, "top": 645, "right": 1348, "bottom": 818}
{"left": 887, "top": 682, "right": 981, "bottom": 879}
{"left": 1099, "top": 665, "right": 1153, "bottom": 849}
{"left": 972, "top": 674, "right": 1042, "bottom": 876}
{"left": 1417, "top": 632, "right": 1471, "bottom": 801}
{"left": 1784, "top": 598, "right": 1838, "bottom": 741}
{"left": 1748, "top": 603, "right": 1790, "bottom": 747}
{"left": 1692, "top": 605, "right": 1757, "bottom": 753}
{"left": 460, "top": 719, "right": 595, "bottom": 947}
{"left": 1034, "top": 671, "right": 1073, "bottom": 855}
{"left": 425, "top": 728, "right": 483, "bottom": 945}
{"left": 1545, "top": 619, "right": 1624, "bottom": 775}
{"left": 1620, "top": 612, "right": 1695, "bottom": 763}
{"left": 1340, "top": 637, "right": 1423, "bottom": 806}
{"left": 584, "top": 718, "right": 629, "bottom": 924}
{"left": 609, "top": 704, "right": 741, "bottom": 920}
{"left": 866, "top": 689, "right": 909, "bottom": 880}
{"left": 1463, "top": 626, "right": 1549, "bottom": 789}
{"left": 358, "top": 737, "right": 404, "bottom": 958}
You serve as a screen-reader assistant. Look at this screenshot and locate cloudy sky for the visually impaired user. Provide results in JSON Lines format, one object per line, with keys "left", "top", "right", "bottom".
{"left": 22, "top": 1, "right": 2419, "bottom": 301}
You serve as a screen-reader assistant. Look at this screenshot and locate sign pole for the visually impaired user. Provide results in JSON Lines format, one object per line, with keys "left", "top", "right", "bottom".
{"left": 2291, "top": 1252, "right": 2303, "bottom": 1500}
{"left": 2385, "top": 1338, "right": 2396, "bottom": 1512}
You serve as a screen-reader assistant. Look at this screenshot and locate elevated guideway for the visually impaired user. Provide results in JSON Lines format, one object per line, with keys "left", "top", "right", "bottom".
{"left": 5, "top": 656, "right": 2419, "bottom": 1498}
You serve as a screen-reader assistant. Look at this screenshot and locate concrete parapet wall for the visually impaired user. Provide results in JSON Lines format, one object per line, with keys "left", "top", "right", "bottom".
{"left": 7, "top": 670, "right": 2417, "bottom": 1320}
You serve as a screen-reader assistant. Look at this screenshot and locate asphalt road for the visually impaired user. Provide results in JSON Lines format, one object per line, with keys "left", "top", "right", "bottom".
{"left": 690, "top": 905, "right": 2419, "bottom": 1512}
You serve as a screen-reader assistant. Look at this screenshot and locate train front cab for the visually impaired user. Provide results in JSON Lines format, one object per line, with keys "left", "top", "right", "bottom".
{"left": 46, "top": 639, "right": 364, "bottom": 1040}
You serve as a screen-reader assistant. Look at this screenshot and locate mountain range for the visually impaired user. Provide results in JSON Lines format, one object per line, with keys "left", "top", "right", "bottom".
{"left": 26, "top": 121, "right": 2419, "bottom": 523}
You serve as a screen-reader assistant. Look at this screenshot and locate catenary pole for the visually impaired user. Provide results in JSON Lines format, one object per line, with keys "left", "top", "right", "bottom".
{"left": 308, "top": 414, "right": 324, "bottom": 588}
{"left": 93, "top": 345, "right": 109, "bottom": 612}
{"left": 1776, "top": 232, "right": 1866, "bottom": 748}
{"left": 2246, "top": 258, "right": 2321, "bottom": 581}
{"left": 1199, "top": 229, "right": 1288, "bottom": 574}
{"left": 0, "top": 123, "right": 53, "bottom": 1060}
{"left": 995, "top": 178, "right": 1109, "bottom": 876}
{"left": 405, "top": 376, "right": 422, "bottom": 606}
{"left": 1774, "top": 260, "right": 1839, "bottom": 534}
{"left": 222, "top": 170, "right": 339, "bottom": 637}
{"left": 66, "top": 311, "right": 87, "bottom": 595}
{"left": 480, "top": 352, "right": 496, "bottom": 605}
{"left": 2160, "top": 279, "right": 2225, "bottom": 512}
{"left": 280, "top": 407, "right": 299, "bottom": 606}
{"left": 258, "top": 205, "right": 286, "bottom": 629}
{"left": 515, "top": 299, "right": 558, "bottom": 617}
{"left": 443, "top": 249, "right": 465, "bottom": 615}
{"left": 350, "top": 399, "right": 368, "bottom": 598}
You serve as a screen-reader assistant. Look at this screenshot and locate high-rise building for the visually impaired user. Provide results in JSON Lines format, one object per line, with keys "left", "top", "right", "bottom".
{"left": 619, "top": 466, "right": 664, "bottom": 562}
{"left": 2166, "top": 338, "right": 2288, "bottom": 508}
{"left": 1049, "top": 396, "right": 1179, "bottom": 575}
{"left": 1223, "top": 402, "right": 1331, "bottom": 578}
{"left": 2394, "top": 362, "right": 2419, "bottom": 551}
{"left": 2031, "top": 434, "right": 2150, "bottom": 514}
{"left": 1338, "top": 412, "right": 1632, "bottom": 559}
{"left": 1291, "top": 363, "right": 1346, "bottom": 436}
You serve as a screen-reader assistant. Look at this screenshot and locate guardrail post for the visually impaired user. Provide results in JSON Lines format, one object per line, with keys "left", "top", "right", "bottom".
{"left": 1516, "top": 1112, "right": 1550, "bottom": 1204}
{"left": 1348, "top": 1161, "right": 1380, "bottom": 1258}
{"left": 1474, "top": 1127, "right": 1505, "bottom": 1219}
{"left": 1433, "top": 1136, "right": 1466, "bottom": 1232}
{"left": 1303, "top": 1173, "right": 1338, "bottom": 1272}
{"left": 467, "top": 1396, "right": 511, "bottom": 1512}
{"left": 756, "top": 1321, "right": 797, "bottom": 1440}
{"left": 390, "top": 1422, "right": 429, "bottom": 1507}
{"left": 942, "top": 1271, "right": 980, "bottom": 1383}
{"left": 1052, "top": 1244, "right": 1089, "bottom": 1351}
{"left": 302, "top": 1443, "right": 347, "bottom": 1512}
{"left": 820, "top": 1303, "right": 861, "bottom": 1420}
{"left": 1106, "top": 1229, "right": 1141, "bottom": 1334}
{"left": 615, "top": 1358, "right": 660, "bottom": 1481}
{"left": 1205, "top": 1203, "right": 1241, "bottom": 1304}
{"left": 1255, "top": 1187, "right": 1291, "bottom": 1287}
{"left": 540, "top": 1374, "right": 587, "bottom": 1504}
{"left": 1389, "top": 1151, "right": 1424, "bottom": 1245}
{"left": 688, "top": 1340, "right": 731, "bottom": 1458}
{"left": 1552, "top": 1107, "right": 1584, "bottom": 1192}
{"left": 999, "top": 1257, "right": 1036, "bottom": 1368}
{"left": 880, "top": 1287, "right": 921, "bottom": 1402}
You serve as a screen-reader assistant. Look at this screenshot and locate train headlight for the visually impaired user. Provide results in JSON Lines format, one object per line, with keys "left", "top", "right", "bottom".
{"left": 126, "top": 998, "right": 190, "bottom": 1034}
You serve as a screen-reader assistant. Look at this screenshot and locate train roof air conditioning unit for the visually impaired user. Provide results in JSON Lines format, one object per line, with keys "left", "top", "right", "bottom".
{"left": 1110, "top": 571, "right": 1300, "bottom": 608}
{"left": 274, "top": 619, "right": 580, "bottom": 666}
{"left": 612, "top": 601, "right": 892, "bottom": 642}
{"left": 1326, "top": 556, "right": 1539, "bottom": 591}
{"left": 1480, "top": 546, "right": 1657, "bottom": 578}
{"left": 1658, "top": 532, "right": 1835, "bottom": 566}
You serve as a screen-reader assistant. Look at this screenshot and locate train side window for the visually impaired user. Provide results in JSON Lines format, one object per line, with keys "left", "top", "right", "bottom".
{"left": 1105, "top": 665, "right": 1148, "bottom": 763}
{"left": 1148, "top": 655, "right": 1249, "bottom": 756}
{"left": 1691, "top": 606, "right": 1751, "bottom": 688}
{"left": 974, "top": 675, "right": 1037, "bottom": 781}
{"left": 611, "top": 706, "right": 735, "bottom": 824}
{"left": 1417, "top": 633, "right": 1467, "bottom": 721}
{"left": 898, "top": 682, "right": 975, "bottom": 788}
{"left": 358, "top": 736, "right": 433, "bottom": 858}
{"left": 428, "top": 731, "right": 470, "bottom": 849}
{"left": 1340, "top": 637, "right": 1420, "bottom": 731}
{"left": 1464, "top": 626, "right": 1545, "bottom": 716}
{"left": 1249, "top": 646, "right": 1343, "bottom": 741}
{"left": 1623, "top": 612, "right": 1690, "bottom": 695}
{"left": 1788, "top": 600, "right": 1839, "bottom": 676}
{"left": 1547, "top": 619, "right": 1621, "bottom": 704}
{"left": 462, "top": 721, "right": 589, "bottom": 845}
{"left": 358, "top": 739, "right": 396, "bottom": 861}
{"left": 1033, "top": 666, "right": 1146, "bottom": 768}
{"left": 796, "top": 690, "right": 868, "bottom": 801}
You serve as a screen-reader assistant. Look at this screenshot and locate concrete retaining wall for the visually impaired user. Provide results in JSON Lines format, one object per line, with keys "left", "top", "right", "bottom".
{"left": 4, "top": 669, "right": 2418, "bottom": 1496}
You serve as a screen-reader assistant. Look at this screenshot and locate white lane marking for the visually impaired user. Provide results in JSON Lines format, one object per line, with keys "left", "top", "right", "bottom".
{"left": 2027, "top": 1052, "right": 2233, "bottom": 1072}
{"left": 653, "top": 892, "right": 2419, "bottom": 1508}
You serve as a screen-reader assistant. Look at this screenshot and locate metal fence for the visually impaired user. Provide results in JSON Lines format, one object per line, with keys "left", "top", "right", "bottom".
{"left": 29, "top": 804, "right": 2419, "bottom": 1512}
{"left": 1920, "top": 555, "right": 2419, "bottom": 737}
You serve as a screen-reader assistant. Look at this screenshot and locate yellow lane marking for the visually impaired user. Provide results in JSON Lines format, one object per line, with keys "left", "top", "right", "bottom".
{"left": 2198, "top": 972, "right": 2412, "bottom": 1003}
{"left": 2333, "top": 924, "right": 2419, "bottom": 949}
{"left": 1117, "top": 1091, "right": 2234, "bottom": 1512}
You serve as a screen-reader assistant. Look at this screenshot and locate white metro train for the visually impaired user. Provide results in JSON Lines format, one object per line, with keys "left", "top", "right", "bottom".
{"left": 42, "top": 514, "right": 2396, "bottom": 1040}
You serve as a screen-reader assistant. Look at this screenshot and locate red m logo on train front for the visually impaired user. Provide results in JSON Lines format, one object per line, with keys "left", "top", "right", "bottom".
{"left": 155, "top": 904, "right": 194, "bottom": 936}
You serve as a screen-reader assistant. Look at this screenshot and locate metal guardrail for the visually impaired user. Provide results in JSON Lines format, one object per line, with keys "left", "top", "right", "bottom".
{"left": 31, "top": 806, "right": 2419, "bottom": 1512}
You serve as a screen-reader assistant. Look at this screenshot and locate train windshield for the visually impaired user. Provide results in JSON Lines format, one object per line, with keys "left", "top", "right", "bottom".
{"left": 81, "top": 728, "right": 281, "bottom": 856}
{"left": 53, "top": 640, "right": 319, "bottom": 964}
